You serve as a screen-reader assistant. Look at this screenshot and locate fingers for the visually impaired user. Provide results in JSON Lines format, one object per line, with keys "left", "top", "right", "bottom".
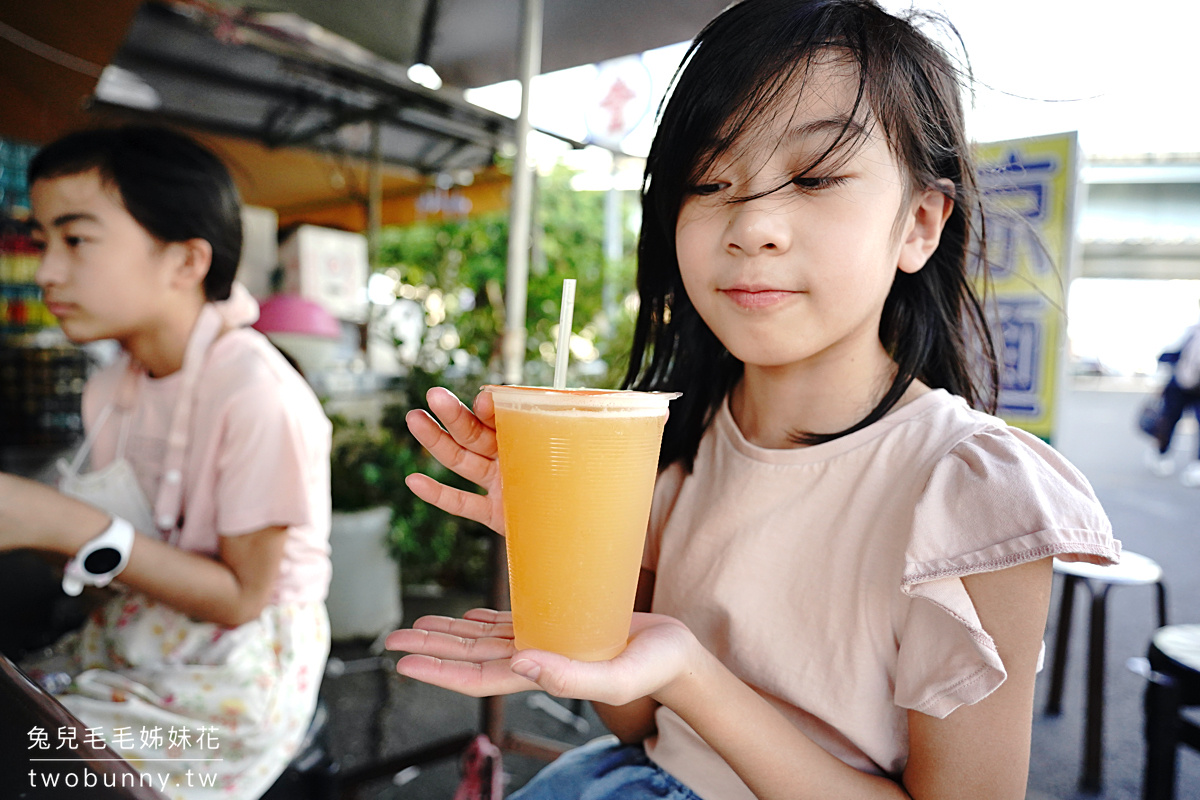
{"left": 384, "top": 612, "right": 515, "bottom": 660}
{"left": 426, "top": 388, "right": 498, "bottom": 459}
{"left": 405, "top": 409, "right": 496, "bottom": 487}
{"left": 394, "top": 654, "right": 536, "bottom": 698}
{"left": 404, "top": 473, "right": 496, "bottom": 530}
{"left": 386, "top": 609, "right": 532, "bottom": 698}
{"left": 393, "top": 643, "right": 639, "bottom": 703}
{"left": 385, "top": 609, "right": 684, "bottom": 706}
{"left": 384, "top": 627, "right": 515, "bottom": 663}
{"left": 414, "top": 611, "right": 514, "bottom": 640}
{"left": 405, "top": 387, "right": 506, "bottom": 535}
{"left": 472, "top": 389, "right": 496, "bottom": 428}
{"left": 461, "top": 608, "right": 512, "bottom": 627}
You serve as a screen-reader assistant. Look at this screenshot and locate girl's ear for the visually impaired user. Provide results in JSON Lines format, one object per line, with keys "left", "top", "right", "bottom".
{"left": 897, "top": 179, "right": 954, "bottom": 275}
{"left": 169, "top": 238, "right": 214, "bottom": 292}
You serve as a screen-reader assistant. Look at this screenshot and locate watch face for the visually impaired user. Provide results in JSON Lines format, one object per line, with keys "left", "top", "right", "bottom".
{"left": 83, "top": 546, "right": 122, "bottom": 575}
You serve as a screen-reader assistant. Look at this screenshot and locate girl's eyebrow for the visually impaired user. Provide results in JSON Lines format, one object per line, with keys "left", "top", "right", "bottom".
{"left": 784, "top": 116, "right": 866, "bottom": 145}
{"left": 28, "top": 212, "right": 102, "bottom": 231}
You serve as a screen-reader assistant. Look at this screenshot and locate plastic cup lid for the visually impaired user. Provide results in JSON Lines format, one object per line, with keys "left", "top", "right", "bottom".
{"left": 483, "top": 385, "right": 679, "bottom": 412}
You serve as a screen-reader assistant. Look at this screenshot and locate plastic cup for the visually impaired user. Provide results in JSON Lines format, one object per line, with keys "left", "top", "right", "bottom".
{"left": 486, "top": 385, "right": 679, "bottom": 661}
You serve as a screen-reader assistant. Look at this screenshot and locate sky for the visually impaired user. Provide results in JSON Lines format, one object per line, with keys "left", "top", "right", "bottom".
{"left": 896, "top": 0, "right": 1200, "bottom": 158}
{"left": 462, "top": 0, "right": 1200, "bottom": 376}
{"left": 466, "top": 0, "right": 1200, "bottom": 167}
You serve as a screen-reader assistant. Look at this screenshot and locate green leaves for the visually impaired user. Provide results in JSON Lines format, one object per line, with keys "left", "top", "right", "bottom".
{"left": 334, "top": 164, "right": 643, "bottom": 590}
{"left": 328, "top": 370, "right": 492, "bottom": 591}
{"left": 377, "top": 164, "right": 638, "bottom": 390}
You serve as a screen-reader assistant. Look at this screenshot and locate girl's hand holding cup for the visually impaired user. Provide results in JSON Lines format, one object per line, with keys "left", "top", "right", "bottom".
{"left": 386, "top": 608, "right": 699, "bottom": 707}
{"left": 404, "top": 387, "right": 506, "bottom": 536}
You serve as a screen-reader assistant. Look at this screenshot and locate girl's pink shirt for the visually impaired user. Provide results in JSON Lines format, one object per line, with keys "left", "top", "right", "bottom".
{"left": 80, "top": 298, "right": 332, "bottom": 606}
{"left": 642, "top": 390, "right": 1119, "bottom": 798}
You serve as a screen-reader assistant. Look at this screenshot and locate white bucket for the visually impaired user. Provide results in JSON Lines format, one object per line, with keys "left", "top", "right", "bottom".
{"left": 326, "top": 506, "right": 402, "bottom": 641}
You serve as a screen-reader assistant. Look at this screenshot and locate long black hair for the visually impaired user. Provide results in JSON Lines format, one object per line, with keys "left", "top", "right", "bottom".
{"left": 624, "top": 0, "right": 998, "bottom": 470}
{"left": 28, "top": 126, "right": 243, "bottom": 302}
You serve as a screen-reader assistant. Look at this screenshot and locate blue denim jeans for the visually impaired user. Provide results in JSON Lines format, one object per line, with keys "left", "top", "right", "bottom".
{"left": 508, "top": 736, "right": 706, "bottom": 800}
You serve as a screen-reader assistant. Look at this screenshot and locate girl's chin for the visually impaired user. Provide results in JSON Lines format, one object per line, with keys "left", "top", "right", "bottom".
{"left": 56, "top": 322, "right": 106, "bottom": 344}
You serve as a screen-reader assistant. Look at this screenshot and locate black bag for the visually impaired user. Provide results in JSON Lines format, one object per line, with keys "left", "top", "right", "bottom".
{"left": 1138, "top": 394, "right": 1165, "bottom": 437}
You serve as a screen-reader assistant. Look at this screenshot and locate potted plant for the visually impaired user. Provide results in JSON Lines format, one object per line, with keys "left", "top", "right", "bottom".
{"left": 376, "top": 388, "right": 491, "bottom": 597}
{"left": 325, "top": 375, "right": 493, "bottom": 640}
{"left": 326, "top": 413, "right": 406, "bottom": 641}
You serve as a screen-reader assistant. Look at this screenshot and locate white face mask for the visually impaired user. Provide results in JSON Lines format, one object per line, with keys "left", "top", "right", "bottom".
{"left": 56, "top": 403, "right": 159, "bottom": 538}
{"left": 59, "top": 460, "right": 158, "bottom": 538}
{"left": 57, "top": 303, "right": 228, "bottom": 543}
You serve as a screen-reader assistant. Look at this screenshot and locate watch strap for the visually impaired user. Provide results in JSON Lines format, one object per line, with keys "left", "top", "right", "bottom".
{"left": 62, "top": 516, "right": 135, "bottom": 596}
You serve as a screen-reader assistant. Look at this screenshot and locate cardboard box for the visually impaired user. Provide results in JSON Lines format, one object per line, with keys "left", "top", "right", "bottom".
{"left": 279, "top": 225, "right": 369, "bottom": 321}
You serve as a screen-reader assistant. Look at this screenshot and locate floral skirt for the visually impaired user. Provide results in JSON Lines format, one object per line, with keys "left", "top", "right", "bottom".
{"left": 24, "top": 591, "right": 329, "bottom": 800}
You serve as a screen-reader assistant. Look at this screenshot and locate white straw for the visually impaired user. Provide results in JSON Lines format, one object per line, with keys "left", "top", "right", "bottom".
{"left": 553, "top": 279, "right": 576, "bottom": 389}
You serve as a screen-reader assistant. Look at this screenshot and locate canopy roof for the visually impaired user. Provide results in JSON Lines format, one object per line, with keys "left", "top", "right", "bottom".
{"left": 97, "top": 2, "right": 516, "bottom": 177}
{"left": 206, "top": 0, "right": 724, "bottom": 90}
{"left": 1, "top": 0, "right": 724, "bottom": 224}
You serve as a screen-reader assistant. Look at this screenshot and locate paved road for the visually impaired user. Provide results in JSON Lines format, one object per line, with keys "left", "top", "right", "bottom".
{"left": 1027, "top": 381, "right": 1199, "bottom": 800}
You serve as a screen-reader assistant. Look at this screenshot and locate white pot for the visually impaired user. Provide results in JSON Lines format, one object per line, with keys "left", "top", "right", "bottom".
{"left": 326, "top": 506, "right": 402, "bottom": 641}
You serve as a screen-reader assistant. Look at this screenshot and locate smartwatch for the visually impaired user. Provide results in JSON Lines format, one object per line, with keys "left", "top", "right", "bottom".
{"left": 62, "top": 516, "right": 135, "bottom": 596}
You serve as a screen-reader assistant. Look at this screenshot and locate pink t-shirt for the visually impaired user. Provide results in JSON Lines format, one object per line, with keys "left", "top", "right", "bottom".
{"left": 642, "top": 389, "right": 1119, "bottom": 799}
{"left": 81, "top": 317, "right": 332, "bottom": 606}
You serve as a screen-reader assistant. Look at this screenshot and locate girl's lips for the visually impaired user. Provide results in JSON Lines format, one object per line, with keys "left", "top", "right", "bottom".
{"left": 44, "top": 302, "right": 75, "bottom": 317}
{"left": 720, "top": 288, "right": 798, "bottom": 309}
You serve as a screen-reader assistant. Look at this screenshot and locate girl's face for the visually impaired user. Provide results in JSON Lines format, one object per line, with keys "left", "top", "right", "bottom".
{"left": 31, "top": 169, "right": 186, "bottom": 347}
{"left": 674, "top": 58, "right": 939, "bottom": 385}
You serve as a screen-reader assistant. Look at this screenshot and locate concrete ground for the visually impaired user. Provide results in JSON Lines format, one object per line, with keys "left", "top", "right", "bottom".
{"left": 320, "top": 380, "right": 1200, "bottom": 800}
{"left": 1026, "top": 381, "right": 1199, "bottom": 800}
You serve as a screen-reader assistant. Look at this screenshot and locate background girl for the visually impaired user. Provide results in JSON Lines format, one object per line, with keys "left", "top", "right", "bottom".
{"left": 389, "top": 1, "right": 1120, "bottom": 798}
{"left": 0, "top": 126, "right": 332, "bottom": 799}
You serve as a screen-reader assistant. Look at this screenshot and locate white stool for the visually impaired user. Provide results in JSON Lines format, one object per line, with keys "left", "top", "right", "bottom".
{"left": 1044, "top": 551, "right": 1167, "bottom": 793}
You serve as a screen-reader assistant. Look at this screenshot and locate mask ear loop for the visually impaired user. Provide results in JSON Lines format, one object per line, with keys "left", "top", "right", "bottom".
{"left": 60, "top": 404, "right": 112, "bottom": 479}
{"left": 58, "top": 356, "right": 141, "bottom": 481}
{"left": 113, "top": 360, "right": 142, "bottom": 460}
{"left": 152, "top": 305, "right": 224, "bottom": 545}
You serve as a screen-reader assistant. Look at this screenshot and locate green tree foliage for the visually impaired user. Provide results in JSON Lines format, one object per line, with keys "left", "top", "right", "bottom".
{"left": 377, "top": 163, "right": 639, "bottom": 390}
{"left": 363, "top": 163, "right": 641, "bottom": 590}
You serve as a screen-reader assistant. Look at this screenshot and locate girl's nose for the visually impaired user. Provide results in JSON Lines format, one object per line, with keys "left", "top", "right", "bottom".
{"left": 723, "top": 200, "right": 792, "bottom": 255}
{"left": 34, "top": 245, "right": 65, "bottom": 288}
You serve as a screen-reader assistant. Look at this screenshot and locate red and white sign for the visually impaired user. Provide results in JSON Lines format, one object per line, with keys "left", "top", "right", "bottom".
{"left": 585, "top": 55, "right": 653, "bottom": 151}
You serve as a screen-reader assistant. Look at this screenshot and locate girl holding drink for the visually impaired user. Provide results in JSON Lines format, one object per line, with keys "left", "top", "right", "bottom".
{"left": 390, "top": 1, "right": 1119, "bottom": 798}
{"left": 0, "top": 127, "right": 332, "bottom": 799}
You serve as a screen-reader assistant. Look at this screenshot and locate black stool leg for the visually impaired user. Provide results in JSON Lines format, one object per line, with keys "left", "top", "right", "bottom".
{"left": 1155, "top": 580, "right": 1168, "bottom": 628}
{"left": 1046, "top": 573, "right": 1077, "bottom": 716}
{"left": 1143, "top": 669, "right": 1181, "bottom": 800}
{"left": 1082, "top": 582, "right": 1110, "bottom": 793}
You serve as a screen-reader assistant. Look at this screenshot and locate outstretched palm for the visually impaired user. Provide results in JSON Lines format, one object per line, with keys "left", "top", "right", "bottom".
{"left": 385, "top": 609, "right": 696, "bottom": 707}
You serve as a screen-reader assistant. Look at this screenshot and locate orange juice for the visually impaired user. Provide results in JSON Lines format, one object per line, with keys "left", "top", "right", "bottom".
{"left": 488, "top": 386, "right": 677, "bottom": 661}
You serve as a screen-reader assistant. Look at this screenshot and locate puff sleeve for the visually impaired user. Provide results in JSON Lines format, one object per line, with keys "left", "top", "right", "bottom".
{"left": 894, "top": 425, "right": 1120, "bottom": 718}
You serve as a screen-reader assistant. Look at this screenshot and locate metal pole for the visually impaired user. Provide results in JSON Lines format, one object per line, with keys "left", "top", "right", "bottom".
{"left": 602, "top": 156, "right": 622, "bottom": 334}
{"left": 368, "top": 118, "right": 383, "bottom": 270}
{"left": 501, "top": 0, "right": 543, "bottom": 385}
{"left": 363, "top": 119, "right": 384, "bottom": 363}
{"left": 489, "top": 0, "right": 542, "bottom": 747}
